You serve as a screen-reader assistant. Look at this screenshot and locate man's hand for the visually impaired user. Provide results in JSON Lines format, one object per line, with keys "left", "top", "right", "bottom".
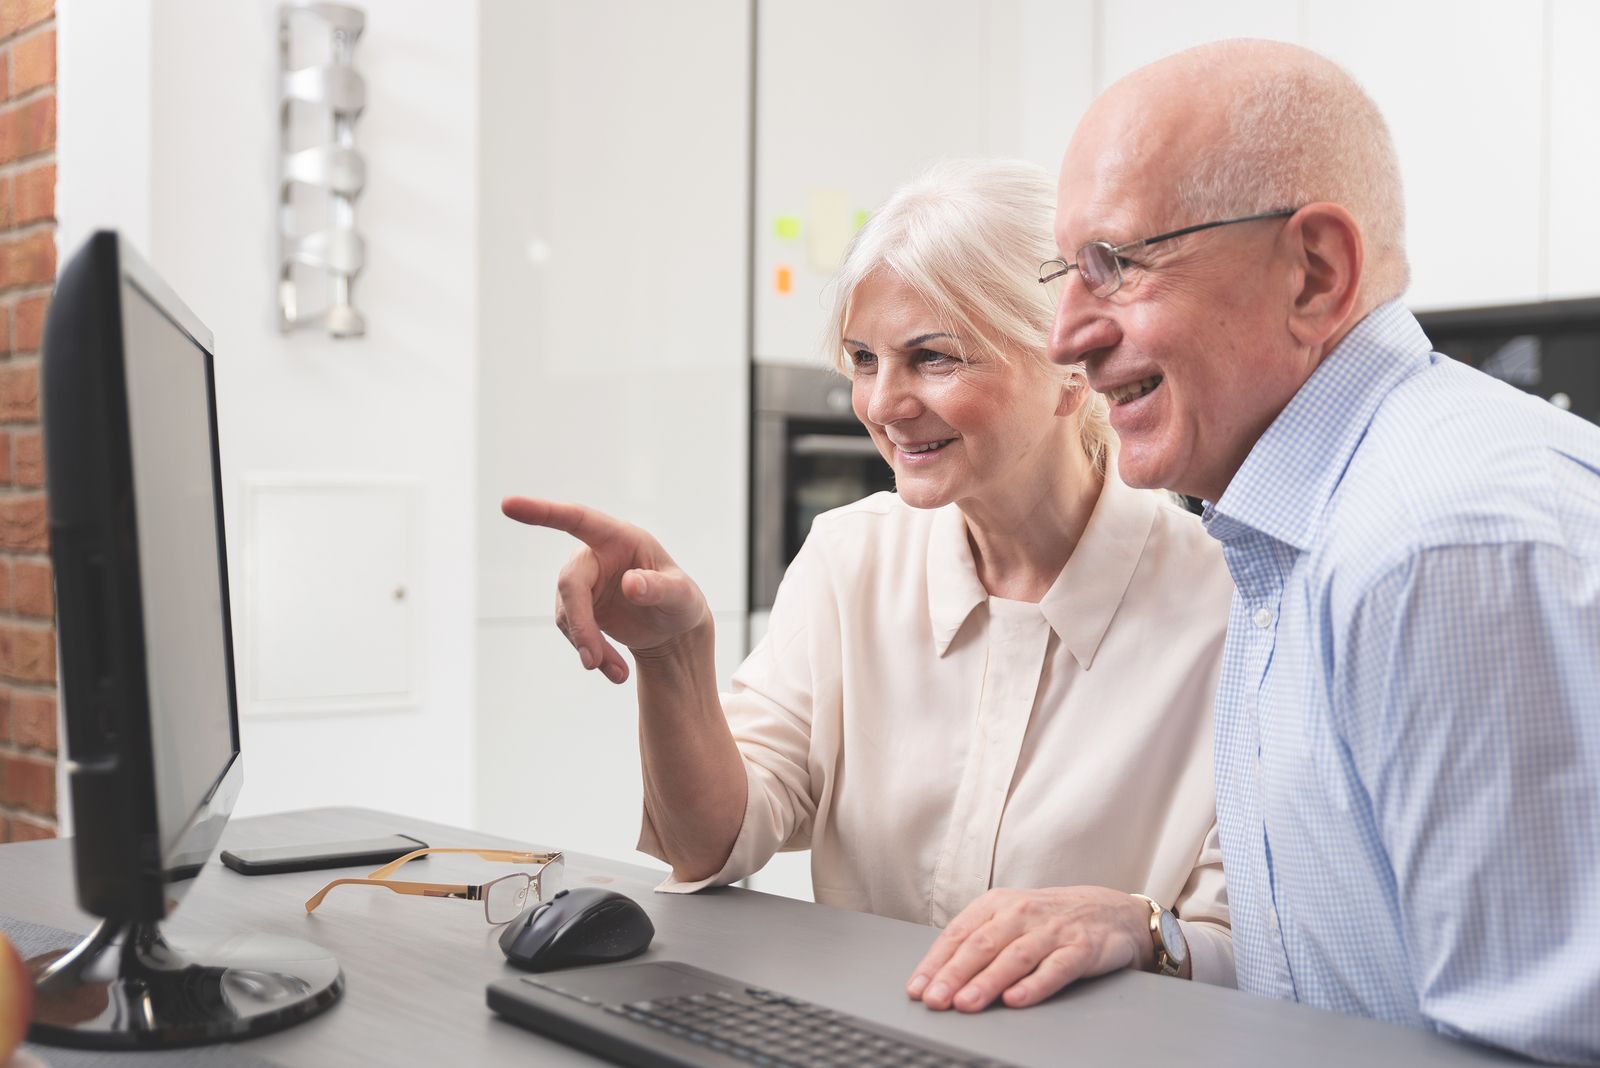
{"left": 906, "top": 886, "right": 1155, "bottom": 1012}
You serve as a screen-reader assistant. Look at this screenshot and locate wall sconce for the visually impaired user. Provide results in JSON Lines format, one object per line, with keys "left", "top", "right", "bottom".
{"left": 278, "top": 2, "right": 367, "bottom": 338}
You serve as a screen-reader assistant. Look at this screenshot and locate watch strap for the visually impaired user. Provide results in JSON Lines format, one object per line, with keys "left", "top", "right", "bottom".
{"left": 1130, "top": 893, "right": 1182, "bottom": 977}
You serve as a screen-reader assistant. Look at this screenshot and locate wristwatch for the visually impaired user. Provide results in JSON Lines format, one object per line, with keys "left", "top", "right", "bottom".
{"left": 1130, "top": 894, "right": 1188, "bottom": 977}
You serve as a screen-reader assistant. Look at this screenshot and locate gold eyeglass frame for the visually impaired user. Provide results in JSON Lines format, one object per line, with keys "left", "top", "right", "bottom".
{"left": 303, "top": 847, "right": 565, "bottom": 925}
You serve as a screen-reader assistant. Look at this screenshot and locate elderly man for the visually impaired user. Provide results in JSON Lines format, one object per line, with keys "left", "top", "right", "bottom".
{"left": 1046, "top": 39, "right": 1600, "bottom": 1064}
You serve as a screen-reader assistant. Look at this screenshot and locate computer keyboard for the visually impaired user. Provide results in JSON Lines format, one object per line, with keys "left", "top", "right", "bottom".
{"left": 487, "top": 959, "right": 1022, "bottom": 1068}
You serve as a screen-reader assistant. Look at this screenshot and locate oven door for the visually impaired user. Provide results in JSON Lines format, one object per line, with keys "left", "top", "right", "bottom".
{"left": 752, "top": 366, "right": 895, "bottom": 624}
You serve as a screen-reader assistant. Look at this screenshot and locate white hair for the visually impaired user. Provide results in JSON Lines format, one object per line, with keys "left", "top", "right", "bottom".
{"left": 1169, "top": 41, "right": 1410, "bottom": 301}
{"left": 823, "top": 158, "right": 1113, "bottom": 474}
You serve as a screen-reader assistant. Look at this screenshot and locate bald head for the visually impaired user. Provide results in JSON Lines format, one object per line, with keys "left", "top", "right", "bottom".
{"left": 1066, "top": 39, "right": 1408, "bottom": 305}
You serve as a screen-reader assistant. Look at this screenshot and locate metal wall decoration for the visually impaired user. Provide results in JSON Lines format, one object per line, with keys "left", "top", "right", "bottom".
{"left": 278, "top": 2, "right": 368, "bottom": 338}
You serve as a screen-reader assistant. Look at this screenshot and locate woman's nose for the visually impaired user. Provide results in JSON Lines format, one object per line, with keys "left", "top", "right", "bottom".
{"left": 865, "top": 363, "right": 921, "bottom": 426}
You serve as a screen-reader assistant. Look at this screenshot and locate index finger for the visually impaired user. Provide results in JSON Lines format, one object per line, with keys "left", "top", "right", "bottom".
{"left": 908, "top": 898, "right": 998, "bottom": 998}
{"left": 501, "top": 496, "right": 626, "bottom": 546}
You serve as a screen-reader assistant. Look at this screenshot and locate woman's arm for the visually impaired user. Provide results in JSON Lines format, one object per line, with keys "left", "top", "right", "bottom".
{"left": 632, "top": 620, "right": 747, "bottom": 882}
{"left": 501, "top": 496, "right": 747, "bottom": 881}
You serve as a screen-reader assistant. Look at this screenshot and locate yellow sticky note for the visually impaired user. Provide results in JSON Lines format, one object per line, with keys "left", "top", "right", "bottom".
{"left": 807, "top": 187, "right": 852, "bottom": 272}
{"left": 774, "top": 215, "right": 801, "bottom": 241}
{"left": 853, "top": 210, "right": 870, "bottom": 232}
{"left": 775, "top": 266, "right": 793, "bottom": 295}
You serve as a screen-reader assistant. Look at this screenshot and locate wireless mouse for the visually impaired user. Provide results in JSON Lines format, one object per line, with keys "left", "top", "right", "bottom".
{"left": 499, "top": 886, "right": 655, "bottom": 972}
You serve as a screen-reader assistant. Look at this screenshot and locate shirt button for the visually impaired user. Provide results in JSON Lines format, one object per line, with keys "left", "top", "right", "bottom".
{"left": 1252, "top": 606, "right": 1274, "bottom": 629}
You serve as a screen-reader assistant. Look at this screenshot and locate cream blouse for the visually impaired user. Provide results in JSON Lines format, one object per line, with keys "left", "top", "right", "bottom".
{"left": 639, "top": 468, "right": 1238, "bottom": 985}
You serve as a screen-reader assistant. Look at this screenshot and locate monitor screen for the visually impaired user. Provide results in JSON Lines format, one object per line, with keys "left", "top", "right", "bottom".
{"left": 33, "top": 234, "right": 343, "bottom": 1048}
{"left": 119, "top": 279, "right": 238, "bottom": 861}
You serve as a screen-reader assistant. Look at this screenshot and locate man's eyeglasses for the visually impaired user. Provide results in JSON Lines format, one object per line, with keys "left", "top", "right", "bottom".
{"left": 1039, "top": 208, "right": 1299, "bottom": 298}
{"left": 304, "top": 847, "right": 565, "bottom": 925}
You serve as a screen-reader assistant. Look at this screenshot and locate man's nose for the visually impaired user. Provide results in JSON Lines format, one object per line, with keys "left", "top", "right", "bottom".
{"left": 1048, "top": 279, "right": 1121, "bottom": 368}
{"left": 866, "top": 362, "right": 921, "bottom": 426}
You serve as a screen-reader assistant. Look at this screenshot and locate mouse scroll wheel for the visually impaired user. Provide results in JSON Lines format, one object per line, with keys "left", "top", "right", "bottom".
{"left": 525, "top": 902, "right": 554, "bottom": 927}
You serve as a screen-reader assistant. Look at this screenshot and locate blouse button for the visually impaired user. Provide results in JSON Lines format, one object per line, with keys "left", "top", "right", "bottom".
{"left": 1252, "top": 606, "right": 1274, "bottom": 629}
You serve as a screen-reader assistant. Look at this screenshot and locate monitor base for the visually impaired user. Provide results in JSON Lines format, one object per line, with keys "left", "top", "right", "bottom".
{"left": 26, "top": 917, "right": 343, "bottom": 1050}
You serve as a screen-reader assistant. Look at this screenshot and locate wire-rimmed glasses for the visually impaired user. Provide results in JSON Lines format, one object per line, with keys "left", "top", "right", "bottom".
{"left": 1038, "top": 208, "right": 1300, "bottom": 298}
{"left": 304, "top": 847, "right": 565, "bottom": 925}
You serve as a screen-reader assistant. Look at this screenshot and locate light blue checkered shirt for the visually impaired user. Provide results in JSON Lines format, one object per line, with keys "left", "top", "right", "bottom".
{"left": 1204, "top": 300, "right": 1600, "bottom": 1064}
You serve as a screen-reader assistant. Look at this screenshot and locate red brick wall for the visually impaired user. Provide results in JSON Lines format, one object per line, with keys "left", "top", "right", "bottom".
{"left": 0, "top": 0, "right": 56, "bottom": 843}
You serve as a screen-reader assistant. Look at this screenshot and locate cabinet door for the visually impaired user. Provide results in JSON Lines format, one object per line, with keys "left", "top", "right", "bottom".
{"left": 1547, "top": 0, "right": 1600, "bottom": 299}
{"left": 1097, "top": 0, "right": 1298, "bottom": 88}
{"left": 754, "top": 0, "right": 1009, "bottom": 365}
{"left": 477, "top": 0, "right": 751, "bottom": 617}
{"left": 1304, "top": 0, "right": 1545, "bottom": 310}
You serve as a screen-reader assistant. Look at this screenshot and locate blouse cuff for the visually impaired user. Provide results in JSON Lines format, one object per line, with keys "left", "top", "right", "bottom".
{"left": 636, "top": 762, "right": 782, "bottom": 894}
{"left": 1179, "top": 918, "right": 1236, "bottom": 988}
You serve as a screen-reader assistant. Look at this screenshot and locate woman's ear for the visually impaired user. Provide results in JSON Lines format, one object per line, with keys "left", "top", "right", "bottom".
{"left": 1055, "top": 375, "right": 1089, "bottom": 418}
{"left": 1284, "top": 202, "right": 1364, "bottom": 350}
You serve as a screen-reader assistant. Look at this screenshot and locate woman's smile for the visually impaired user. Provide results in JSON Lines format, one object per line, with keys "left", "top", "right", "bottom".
{"left": 893, "top": 437, "right": 958, "bottom": 464}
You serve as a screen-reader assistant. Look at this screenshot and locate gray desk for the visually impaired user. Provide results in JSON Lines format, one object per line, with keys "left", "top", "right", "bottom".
{"left": 0, "top": 807, "right": 1524, "bottom": 1067}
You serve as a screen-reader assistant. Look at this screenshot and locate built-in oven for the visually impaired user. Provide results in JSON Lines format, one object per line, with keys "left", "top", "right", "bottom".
{"left": 1416, "top": 296, "right": 1600, "bottom": 423}
{"left": 751, "top": 364, "right": 894, "bottom": 636}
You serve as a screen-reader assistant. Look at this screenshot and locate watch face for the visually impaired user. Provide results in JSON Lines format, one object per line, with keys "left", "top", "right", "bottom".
{"left": 1159, "top": 911, "right": 1188, "bottom": 964}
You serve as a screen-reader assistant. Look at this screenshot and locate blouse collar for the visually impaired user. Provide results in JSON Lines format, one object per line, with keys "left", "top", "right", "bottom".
{"left": 926, "top": 463, "right": 1157, "bottom": 669}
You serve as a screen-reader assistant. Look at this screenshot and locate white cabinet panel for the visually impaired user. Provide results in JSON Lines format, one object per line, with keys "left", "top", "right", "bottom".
{"left": 474, "top": 611, "right": 748, "bottom": 866}
{"left": 242, "top": 480, "right": 419, "bottom": 714}
{"left": 1303, "top": 1, "right": 1544, "bottom": 309}
{"left": 477, "top": 0, "right": 750, "bottom": 619}
{"left": 755, "top": 0, "right": 1010, "bottom": 365}
{"left": 1547, "top": 0, "right": 1600, "bottom": 299}
{"left": 1016, "top": 0, "right": 1098, "bottom": 171}
{"left": 1097, "top": 0, "right": 1299, "bottom": 90}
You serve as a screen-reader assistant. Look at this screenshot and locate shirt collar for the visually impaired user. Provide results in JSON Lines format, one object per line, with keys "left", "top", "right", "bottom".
{"left": 926, "top": 464, "right": 1157, "bottom": 669}
{"left": 1206, "top": 299, "right": 1433, "bottom": 551}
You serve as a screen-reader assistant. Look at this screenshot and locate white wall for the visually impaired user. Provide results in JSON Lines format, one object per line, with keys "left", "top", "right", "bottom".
{"left": 50, "top": 0, "right": 1596, "bottom": 857}
{"left": 57, "top": 0, "right": 480, "bottom": 825}
{"left": 1085, "top": 0, "right": 1600, "bottom": 309}
{"left": 473, "top": 0, "right": 751, "bottom": 862}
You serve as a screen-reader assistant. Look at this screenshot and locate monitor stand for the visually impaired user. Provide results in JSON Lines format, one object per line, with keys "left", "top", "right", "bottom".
{"left": 26, "top": 917, "right": 343, "bottom": 1049}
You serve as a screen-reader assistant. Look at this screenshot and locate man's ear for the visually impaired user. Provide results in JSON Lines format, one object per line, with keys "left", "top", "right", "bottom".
{"left": 1284, "top": 203, "right": 1364, "bottom": 350}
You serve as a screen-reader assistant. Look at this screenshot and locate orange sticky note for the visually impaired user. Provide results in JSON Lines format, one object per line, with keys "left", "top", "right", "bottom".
{"left": 775, "top": 266, "right": 793, "bottom": 294}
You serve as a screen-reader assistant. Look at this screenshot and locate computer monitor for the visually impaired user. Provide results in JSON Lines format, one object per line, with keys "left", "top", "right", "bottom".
{"left": 28, "top": 232, "right": 342, "bottom": 1049}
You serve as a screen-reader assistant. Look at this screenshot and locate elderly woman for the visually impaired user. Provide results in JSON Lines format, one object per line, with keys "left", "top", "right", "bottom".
{"left": 502, "top": 159, "right": 1235, "bottom": 1012}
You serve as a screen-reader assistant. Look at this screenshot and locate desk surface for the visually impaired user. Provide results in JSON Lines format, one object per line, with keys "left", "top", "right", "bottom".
{"left": 0, "top": 807, "right": 1525, "bottom": 1067}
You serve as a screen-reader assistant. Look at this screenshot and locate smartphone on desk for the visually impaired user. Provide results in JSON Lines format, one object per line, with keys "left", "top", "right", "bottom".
{"left": 220, "top": 833, "right": 429, "bottom": 875}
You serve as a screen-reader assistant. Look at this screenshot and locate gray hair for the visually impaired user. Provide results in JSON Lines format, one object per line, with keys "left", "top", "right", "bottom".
{"left": 823, "top": 158, "right": 1113, "bottom": 474}
{"left": 1169, "top": 41, "right": 1410, "bottom": 301}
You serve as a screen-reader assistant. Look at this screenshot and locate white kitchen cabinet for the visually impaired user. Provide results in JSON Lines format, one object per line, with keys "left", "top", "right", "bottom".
{"left": 1302, "top": 1, "right": 1546, "bottom": 310}
{"left": 1096, "top": 0, "right": 1299, "bottom": 88}
{"left": 754, "top": 0, "right": 1071, "bottom": 365}
{"left": 476, "top": 0, "right": 751, "bottom": 840}
{"left": 1546, "top": 0, "right": 1600, "bottom": 299}
{"left": 476, "top": 0, "right": 749, "bottom": 619}
{"left": 475, "top": 611, "right": 750, "bottom": 866}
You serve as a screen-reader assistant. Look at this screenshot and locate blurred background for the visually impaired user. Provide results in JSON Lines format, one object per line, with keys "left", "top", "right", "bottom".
{"left": 0, "top": 0, "right": 1595, "bottom": 902}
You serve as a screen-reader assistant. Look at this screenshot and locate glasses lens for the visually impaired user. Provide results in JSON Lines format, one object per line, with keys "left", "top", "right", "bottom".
{"left": 1078, "top": 242, "right": 1122, "bottom": 298}
{"left": 538, "top": 855, "right": 566, "bottom": 900}
{"left": 485, "top": 874, "right": 533, "bottom": 925}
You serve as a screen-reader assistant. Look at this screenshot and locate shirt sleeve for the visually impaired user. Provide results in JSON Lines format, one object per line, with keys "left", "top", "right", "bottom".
{"left": 1335, "top": 541, "right": 1600, "bottom": 1064}
{"left": 638, "top": 532, "right": 838, "bottom": 894}
{"left": 1172, "top": 821, "right": 1235, "bottom": 988}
